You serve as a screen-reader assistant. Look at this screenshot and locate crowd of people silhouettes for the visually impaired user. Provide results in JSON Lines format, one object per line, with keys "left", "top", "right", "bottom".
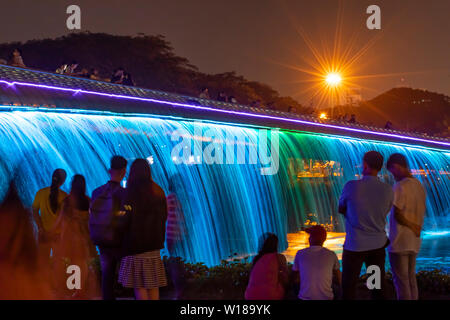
{"left": 244, "top": 151, "right": 426, "bottom": 300}
{"left": 0, "top": 48, "right": 431, "bottom": 300}
{"left": 0, "top": 150, "right": 426, "bottom": 300}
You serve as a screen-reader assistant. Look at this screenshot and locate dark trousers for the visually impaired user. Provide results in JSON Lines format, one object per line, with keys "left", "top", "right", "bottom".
{"left": 99, "top": 247, "right": 121, "bottom": 300}
{"left": 342, "top": 246, "right": 387, "bottom": 300}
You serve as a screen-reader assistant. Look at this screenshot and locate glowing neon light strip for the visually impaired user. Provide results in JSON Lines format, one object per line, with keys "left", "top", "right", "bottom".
{"left": 2, "top": 105, "right": 450, "bottom": 154}
{"left": 0, "top": 79, "right": 449, "bottom": 148}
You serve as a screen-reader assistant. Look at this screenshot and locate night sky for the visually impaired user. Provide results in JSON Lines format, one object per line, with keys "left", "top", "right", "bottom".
{"left": 0, "top": 0, "right": 448, "bottom": 103}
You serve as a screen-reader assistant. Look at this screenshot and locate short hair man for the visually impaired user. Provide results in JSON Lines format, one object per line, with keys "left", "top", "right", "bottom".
{"left": 292, "top": 225, "right": 341, "bottom": 300}
{"left": 91, "top": 155, "right": 128, "bottom": 300}
{"left": 387, "top": 153, "right": 426, "bottom": 300}
{"left": 338, "top": 151, "right": 393, "bottom": 300}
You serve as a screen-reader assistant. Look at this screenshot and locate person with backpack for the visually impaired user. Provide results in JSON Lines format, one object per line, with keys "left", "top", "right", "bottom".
{"left": 90, "top": 156, "right": 128, "bottom": 300}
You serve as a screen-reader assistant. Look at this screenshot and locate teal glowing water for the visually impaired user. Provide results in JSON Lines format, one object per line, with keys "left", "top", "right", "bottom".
{"left": 0, "top": 110, "right": 449, "bottom": 266}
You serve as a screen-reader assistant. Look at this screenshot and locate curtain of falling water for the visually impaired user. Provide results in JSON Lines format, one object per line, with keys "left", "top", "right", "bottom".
{"left": 0, "top": 111, "right": 449, "bottom": 266}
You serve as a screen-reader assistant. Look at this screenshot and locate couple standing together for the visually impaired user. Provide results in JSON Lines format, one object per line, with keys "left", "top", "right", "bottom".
{"left": 339, "top": 151, "right": 426, "bottom": 300}
{"left": 91, "top": 156, "right": 167, "bottom": 300}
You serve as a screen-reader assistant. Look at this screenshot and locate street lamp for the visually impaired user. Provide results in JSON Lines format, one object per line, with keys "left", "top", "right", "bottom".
{"left": 325, "top": 73, "right": 342, "bottom": 86}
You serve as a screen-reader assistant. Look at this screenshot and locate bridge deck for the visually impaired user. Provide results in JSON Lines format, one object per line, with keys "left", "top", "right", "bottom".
{"left": 0, "top": 64, "right": 448, "bottom": 150}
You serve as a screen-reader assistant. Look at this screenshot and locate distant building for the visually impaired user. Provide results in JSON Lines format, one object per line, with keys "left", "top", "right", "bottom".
{"left": 345, "top": 87, "right": 362, "bottom": 106}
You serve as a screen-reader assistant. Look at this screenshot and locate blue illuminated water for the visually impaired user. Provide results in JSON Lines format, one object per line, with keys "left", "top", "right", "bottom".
{"left": 417, "top": 231, "right": 450, "bottom": 271}
{"left": 0, "top": 110, "right": 448, "bottom": 267}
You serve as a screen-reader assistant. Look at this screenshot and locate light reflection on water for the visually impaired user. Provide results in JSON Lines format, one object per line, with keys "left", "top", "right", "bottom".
{"left": 283, "top": 231, "right": 450, "bottom": 272}
{"left": 283, "top": 231, "right": 345, "bottom": 261}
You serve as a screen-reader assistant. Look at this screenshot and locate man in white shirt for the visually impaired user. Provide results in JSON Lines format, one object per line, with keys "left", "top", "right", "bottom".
{"left": 387, "top": 153, "right": 426, "bottom": 300}
{"left": 292, "top": 225, "right": 341, "bottom": 300}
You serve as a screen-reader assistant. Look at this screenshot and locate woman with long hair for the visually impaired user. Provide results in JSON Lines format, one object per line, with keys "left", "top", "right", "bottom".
{"left": 245, "top": 233, "right": 288, "bottom": 300}
{"left": 52, "top": 174, "right": 100, "bottom": 299}
{"left": 32, "top": 169, "right": 67, "bottom": 261}
{"left": 118, "top": 158, "right": 168, "bottom": 300}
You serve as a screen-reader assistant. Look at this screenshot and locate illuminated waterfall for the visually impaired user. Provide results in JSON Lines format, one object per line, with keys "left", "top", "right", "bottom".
{"left": 0, "top": 110, "right": 449, "bottom": 266}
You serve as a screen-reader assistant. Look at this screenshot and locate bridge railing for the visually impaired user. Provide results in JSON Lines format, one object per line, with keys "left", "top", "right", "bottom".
{"left": 0, "top": 64, "right": 448, "bottom": 144}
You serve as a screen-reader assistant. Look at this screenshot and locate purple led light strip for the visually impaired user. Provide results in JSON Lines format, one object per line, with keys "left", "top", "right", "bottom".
{"left": 0, "top": 79, "right": 449, "bottom": 148}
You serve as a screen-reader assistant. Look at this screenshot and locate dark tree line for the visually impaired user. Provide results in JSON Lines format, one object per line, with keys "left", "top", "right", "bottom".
{"left": 334, "top": 87, "right": 450, "bottom": 137}
{"left": 0, "top": 32, "right": 307, "bottom": 113}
